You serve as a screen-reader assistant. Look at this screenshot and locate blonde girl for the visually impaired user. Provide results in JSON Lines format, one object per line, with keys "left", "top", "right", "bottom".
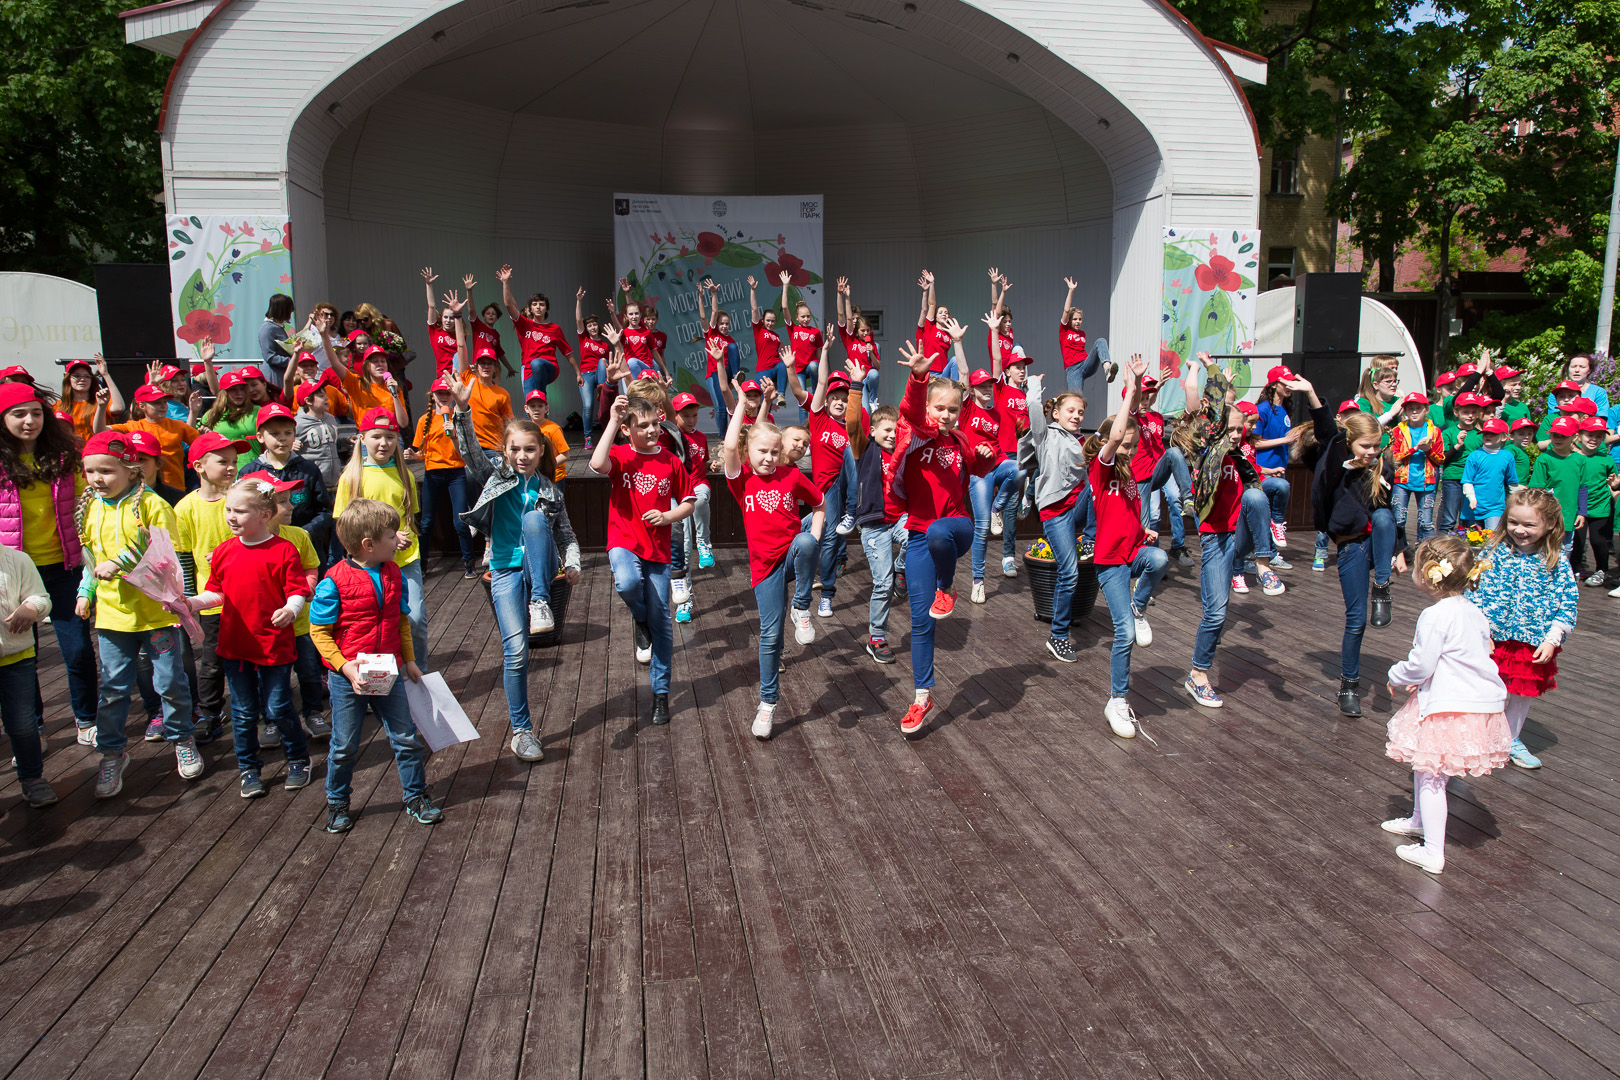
{"left": 334, "top": 407, "right": 427, "bottom": 666}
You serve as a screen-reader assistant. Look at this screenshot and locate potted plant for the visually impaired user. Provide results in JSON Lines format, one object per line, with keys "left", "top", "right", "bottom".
{"left": 1022, "top": 537, "right": 1099, "bottom": 623}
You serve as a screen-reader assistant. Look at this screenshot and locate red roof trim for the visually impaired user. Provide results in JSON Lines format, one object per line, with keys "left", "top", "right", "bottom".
{"left": 1145, "top": 3, "right": 1262, "bottom": 156}
{"left": 119, "top": 0, "right": 207, "bottom": 19}
{"left": 155, "top": 0, "right": 235, "bottom": 135}
{"left": 1205, "top": 36, "right": 1267, "bottom": 64}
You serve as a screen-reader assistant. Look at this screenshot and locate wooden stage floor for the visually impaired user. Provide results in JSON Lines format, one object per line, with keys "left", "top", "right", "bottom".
{"left": 3, "top": 542, "right": 1620, "bottom": 1079}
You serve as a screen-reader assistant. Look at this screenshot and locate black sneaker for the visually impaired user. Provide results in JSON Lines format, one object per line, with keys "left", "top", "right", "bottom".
{"left": 1171, "top": 546, "right": 1192, "bottom": 568}
{"left": 240, "top": 770, "right": 267, "bottom": 799}
{"left": 193, "top": 715, "right": 226, "bottom": 745}
{"left": 650, "top": 692, "right": 671, "bottom": 725}
{"left": 462, "top": 560, "right": 479, "bottom": 580}
{"left": 325, "top": 800, "right": 354, "bottom": 833}
{"left": 1046, "top": 636, "right": 1077, "bottom": 663}
{"left": 1078, "top": 537, "right": 1095, "bottom": 563}
{"left": 405, "top": 794, "right": 444, "bottom": 824}
{"left": 303, "top": 712, "right": 332, "bottom": 740}
{"left": 867, "top": 638, "right": 896, "bottom": 664}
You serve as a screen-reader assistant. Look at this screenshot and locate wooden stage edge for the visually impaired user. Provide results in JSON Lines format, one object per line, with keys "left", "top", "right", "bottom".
{"left": 3, "top": 539, "right": 1620, "bottom": 1078}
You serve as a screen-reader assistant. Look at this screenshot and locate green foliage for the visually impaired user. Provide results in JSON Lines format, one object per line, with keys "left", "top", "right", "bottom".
{"left": 0, "top": 0, "right": 169, "bottom": 282}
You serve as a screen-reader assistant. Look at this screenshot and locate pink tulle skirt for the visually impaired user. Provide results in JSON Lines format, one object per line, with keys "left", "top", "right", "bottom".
{"left": 1385, "top": 693, "right": 1510, "bottom": 778}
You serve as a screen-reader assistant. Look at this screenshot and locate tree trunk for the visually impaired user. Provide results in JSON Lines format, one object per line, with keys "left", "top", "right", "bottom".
{"left": 1434, "top": 206, "right": 1454, "bottom": 374}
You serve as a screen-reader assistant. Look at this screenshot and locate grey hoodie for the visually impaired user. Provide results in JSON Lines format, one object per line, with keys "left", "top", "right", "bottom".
{"left": 1020, "top": 373, "right": 1089, "bottom": 512}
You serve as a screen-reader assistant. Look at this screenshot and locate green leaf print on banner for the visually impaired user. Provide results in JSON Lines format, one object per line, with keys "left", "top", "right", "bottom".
{"left": 1199, "top": 289, "right": 1233, "bottom": 341}
{"left": 1165, "top": 248, "right": 1197, "bottom": 271}
{"left": 171, "top": 229, "right": 192, "bottom": 244}
{"left": 1237, "top": 276, "right": 1256, "bottom": 290}
{"left": 1228, "top": 360, "right": 1253, "bottom": 399}
{"left": 712, "top": 244, "right": 764, "bottom": 268}
{"left": 800, "top": 271, "right": 823, "bottom": 286}
{"left": 176, "top": 269, "right": 207, "bottom": 317}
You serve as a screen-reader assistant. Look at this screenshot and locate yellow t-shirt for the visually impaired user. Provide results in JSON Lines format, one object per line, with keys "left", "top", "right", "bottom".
{"left": 277, "top": 523, "right": 319, "bottom": 636}
{"left": 174, "top": 490, "right": 232, "bottom": 615}
{"left": 333, "top": 462, "right": 419, "bottom": 566}
{"left": 0, "top": 645, "right": 35, "bottom": 667}
{"left": 16, "top": 455, "right": 84, "bottom": 565}
{"left": 82, "top": 488, "right": 179, "bottom": 633}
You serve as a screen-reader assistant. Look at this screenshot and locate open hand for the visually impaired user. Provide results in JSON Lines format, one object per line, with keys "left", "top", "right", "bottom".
{"left": 421, "top": 266, "right": 437, "bottom": 284}
{"left": 496, "top": 264, "right": 514, "bottom": 282}
{"left": 897, "top": 340, "right": 935, "bottom": 376}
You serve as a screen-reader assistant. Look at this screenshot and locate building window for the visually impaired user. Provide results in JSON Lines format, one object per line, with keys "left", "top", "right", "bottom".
{"left": 1269, "top": 145, "right": 1299, "bottom": 195}
{"left": 1267, "top": 248, "right": 1296, "bottom": 287}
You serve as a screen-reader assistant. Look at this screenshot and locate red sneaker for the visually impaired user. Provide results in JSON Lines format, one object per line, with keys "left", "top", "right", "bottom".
{"left": 929, "top": 589, "right": 955, "bottom": 619}
{"left": 899, "top": 698, "right": 934, "bottom": 736}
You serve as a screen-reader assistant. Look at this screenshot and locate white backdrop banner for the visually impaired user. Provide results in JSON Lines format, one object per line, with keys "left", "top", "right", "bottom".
{"left": 0, "top": 273, "right": 101, "bottom": 386}
{"left": 613, "top": 194, "right": 823, "bottom": 411}
{"left": 166, "top": 214, "right": 293, "bottom": 362}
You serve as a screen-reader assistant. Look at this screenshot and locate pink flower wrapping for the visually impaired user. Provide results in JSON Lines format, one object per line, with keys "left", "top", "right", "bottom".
{"left": 120, "top": 527, "right": 204, "bottom": 645}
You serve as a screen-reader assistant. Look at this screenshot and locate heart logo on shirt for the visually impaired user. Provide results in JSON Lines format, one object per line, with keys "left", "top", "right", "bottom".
{"left": 756, "top": 489, "right": 782, "bottom": 513}
{"left": 934, "top": 448, "right": 959, "bottom": 471}
{"left": 633, "top": 473, "right": 658, "bottom": 495}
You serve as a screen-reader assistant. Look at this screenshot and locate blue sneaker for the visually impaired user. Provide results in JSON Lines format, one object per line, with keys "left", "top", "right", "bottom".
{"left": 1269, "top": 554, "right": 1292, "bottom": 571}
{"left": 325, "top": 800, "right": 354, "bottom": 833}
{"left": 1508, "top": 738, "right": 1542, "bottom": 769}
{"left": 697, "top": 541, "right": 715, "bottom": 569}
{"left": 1312, "top": 553, "right": 1326, "bottom": 572}
{"left": 239, "top": 770, "right": 266, "bottom": 799}
{"left": 285, "top": 761, "right": 311, "bottom": 790}
{"left": 406, "top": 794, "right": 444, "bottom": 824}
{"left": 1184, "top": 674, "right": 1224, "bottom": 709}
{"left": 675, "top": 600, "right": 693, "bottom": 624}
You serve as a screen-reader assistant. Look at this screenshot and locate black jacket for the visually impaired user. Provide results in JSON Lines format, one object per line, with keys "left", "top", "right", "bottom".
{"left": 854, "top": 440, "right": 891, "bottom": 528}
{"left": 1309, "top": 403, "right": 1404, "bottom": 552}
{"left": 241, "top": 453, "right": 328, "bottom": 527}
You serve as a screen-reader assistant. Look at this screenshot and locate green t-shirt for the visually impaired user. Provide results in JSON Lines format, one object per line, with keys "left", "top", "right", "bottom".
{"left": 203, "top": 410, "right": 262, "bottom": 460}
{"left": 1580, "top": 449, "right": 1617, "bottom": 518}
{"left": 1529, "top": 448, "right": 1584, "bottom": 528}
{"left": 1428, "top": 394, "right": 1456, "bottom": 429}
{"left": 1508, "top": 441, "right": 1534, "bottom": 485}
{"left": 1441, "top": 425, "right": 1483, "bottom": 481}
{"left": 1499, "top": 401, "right": 1531, "bottom": 426}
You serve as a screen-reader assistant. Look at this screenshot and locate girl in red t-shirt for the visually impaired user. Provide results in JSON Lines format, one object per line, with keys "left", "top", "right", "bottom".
{"left": 962, "top": 366, "right": 1017, "bottom": 604}
{"left": 893, "top": 337, "right": 983, "bottom": 737}
{"left": 1082, "top": 356, "right": 1169, "bottom": 740}
{"left": 749, "top": 273, "right": 791, "bottom": 401}
{"left": 782, "top": 338, "right": 857, "bottom": 616}
{"left": 836, "top": 277, "right": 883, "bottom": 412}
{"left": 574, "top": 287, "right": 613, "bottom": 451}
{"left": 721, "top": 382, "right": 825, "bottom": 742}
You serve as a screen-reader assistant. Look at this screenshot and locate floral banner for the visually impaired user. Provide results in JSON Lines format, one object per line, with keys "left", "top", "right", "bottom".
{"left": 166, "top": 214, "right": 292, "bottom": 362}
{"left": 613, "top": 194, "right": 822, "bottom": 421}
{"left": 1156, "top": 226, "right": 1260, "bottom": 415}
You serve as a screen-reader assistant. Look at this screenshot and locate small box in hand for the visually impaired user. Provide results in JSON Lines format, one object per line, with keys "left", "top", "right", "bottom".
{"left": 355, "top": 652, "right": 398, "bottom": 696}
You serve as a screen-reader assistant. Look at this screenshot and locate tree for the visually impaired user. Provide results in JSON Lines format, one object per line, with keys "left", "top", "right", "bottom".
{"left": 0, "top": 0, "right": 170, "bottom": 282}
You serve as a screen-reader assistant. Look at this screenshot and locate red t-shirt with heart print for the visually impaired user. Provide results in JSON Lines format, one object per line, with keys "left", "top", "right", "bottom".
{"left": 902, "top": 437, "right": 970, "bottom": 532}
{"left": 605, "top": 443, "right": 694, "bottom": 561}
{"left": 807, "top": 404, "right": 850, "bottom": 492}
{"left": 726, "top": 466, "right": 825, "bottom": 586}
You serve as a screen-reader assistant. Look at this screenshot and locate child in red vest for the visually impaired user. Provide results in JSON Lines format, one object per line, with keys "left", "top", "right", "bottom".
{"left": 310, "top": 497, "right": 437, "bottom": 833}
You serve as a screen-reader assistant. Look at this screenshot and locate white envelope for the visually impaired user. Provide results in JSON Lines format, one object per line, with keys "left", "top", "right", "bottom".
{"left": 403, "top": 671, "right": 480, "bottom": 752}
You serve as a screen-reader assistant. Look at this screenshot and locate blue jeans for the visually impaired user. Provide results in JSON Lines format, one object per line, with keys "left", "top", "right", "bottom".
{"left": 294, "top": 633, "right": 328, "bottom": 715}
{"left": 401, "top": 559, "right": 427, "bottom": 671}
{"left": 799, "top": 362, "right": 819, "bottom": 418}
{"left": 1393, "top": 484, "right": 1437, "bottom": 542}
{"left": 1191, "top": 496, "right": 1266, "bottom": 671}
{"left": 1235, "top": 486, "right": 1278, "bottom": 569}
{"left": 752, "top": 532, "right": 818, "bottom": 704}
{"left": 814, "top": 472, "right": 848, "bottom": 597}
{"left": 579, "top": 369, "right": 602, "bottom": 435}
{"left": 905, "top": 517, "right": 973, "bottom": 690}
{"left": 861, "top": 519, "right": 907, "bottom": 640}
{"left": 1097, "top": 545, "right": 1169, "bottom": 696}
{"left": 1144, "top": 481, "right": 1186, "bottom": 548}
{"left": 36, "top": 562, "right": 96, "bottom": 728}
{"left": 421, "top": 467, "right": 473, "bottom": 563}
{"left": 1042, "top": 500, "right": 1083, "bottom": 640}
{"left": 1335, "top": 507, "right": 1396, "bottom": 681}
{"left": 941, "top": 358, "right": 960, "bottom": 383}
{"left": 522, "top": 359, "right": 559, "bottom": 399}
{"left": 608, "top": 547, "right": 673, "bottom": 693}
{"left": 970, "top": 458, "right": 1019, "bottom": 579}
{"left": 1439, "top": 478, "right": 1464, "bottom": 532}
{"left": 324, "top": 671, "right": 427, "bottom": 804}
{"left": 755, "top": 359, "right": 788, "bottom": 402}
{"left": 95, "top": 626, "right": 192, "bottom": 756}
{"left": 1141, "top": 449, "right": 1192, "bottom": 547}
{"left": 859, "top": 365, "right": 881, "bottom": 412}
{"left": 708, "top": 373, "right": 732, "bottom": 434}
{"left": 0, "top": 656, "right": 44, "bottom": 780}
{"left": 223, "top": 659, "right": 309, "bottom": 773}
{"left": 1261, "top": 475, "right": 1290, "bottom": 524}
{"left": 489, "top": 566, "right": 537, "bottom": 732}
{"left": 522, "top": 510, "right": 560, "bottom": 604}
{"left": 1063, "top": 335, "right": 1108, "bottom": 394}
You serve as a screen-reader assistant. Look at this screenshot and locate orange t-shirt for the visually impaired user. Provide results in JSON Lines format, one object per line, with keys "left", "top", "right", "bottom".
{"left": 540, "top": 419, "right": 569, "bottom": 482}
{"left": 110, "top": 417, "right": 200, "bottom": 488}
{"left": 460, "top": 370, "right": 513, "bottom": 451}
{"left": 341, "top": 372, "right": 400, "bottom": 419}
{"left": 412, "top": 411, "right": 465, "bottom": 471}
{"left": 322, "top": 382, "right": 352, "bottom": 419}
{"left": 67, "top": 399, "right": 102, "bottom": 443}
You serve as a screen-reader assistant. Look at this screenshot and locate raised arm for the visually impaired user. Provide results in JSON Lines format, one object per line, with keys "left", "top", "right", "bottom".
{"left": 748, "top": 276, "right": 761, "bottom": 324}
{"left": 1062, "top": 276, "right": 1077, "bottom": 318}
{"left": 1105, "top": 356, "right": 1147, "bottom": 460}
{"left": 446, "top": 291, "right": 470, "bottom": 378}
{"left": 809, "top": 337, "right": 832, "bottom": 412}
{"left": 92, "top": 387, "right": 110, "bottom": 433}
{"left": 95, "top": 353, "right": 125, "bottom": 417}
{"left": 779, "top": 343, "right": 810, "bottom": 406}
{"left": 896, "top": 340, "right": 936, "bottom": 431}
{"left": 574, "top": 286, "right": 589, "bottom": 337}
{"left": 421, "top": 267, "right": 440, "bottom": 325}
{"left": 198, "top": 338, "right": 220, "bottom": 395}
{"left": 497, "top": 264, "right": 522, "bottom": 322}
{"left": 988, "top": 267, "right": 1004, "bottom": 316}
{"left": 721, "top": 373, "right": 751, "bottom": 478}
{"left": 780, "top": 271, "right": 792, "bottom": 327}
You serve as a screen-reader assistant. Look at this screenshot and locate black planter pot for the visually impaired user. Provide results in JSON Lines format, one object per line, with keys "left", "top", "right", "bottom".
{"left": 480, "top": 570, "right": 573, "bottom": 648}
{"left": 1023, "top": 554, "right": 1099, "bottom": 623}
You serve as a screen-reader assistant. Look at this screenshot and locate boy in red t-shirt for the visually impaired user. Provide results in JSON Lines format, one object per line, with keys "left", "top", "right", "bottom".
{"left": 185, "top": 476, "right": 312, "bottom": 798}
{"left": 669, "top": 391, "right": 713, "bottom": 624}
{"left": 854, "top": 406, "right": 906, "bottom": 663}
{"left": 782, "top": 352, "right": 857, "bottom": 617}
{"left": 589, "top": 395, "right": 696, "bottom": 726}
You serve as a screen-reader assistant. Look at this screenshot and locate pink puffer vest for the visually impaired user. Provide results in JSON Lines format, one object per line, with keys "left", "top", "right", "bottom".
{"left": 0, "top": 472, "right": 83, "bottom": 568}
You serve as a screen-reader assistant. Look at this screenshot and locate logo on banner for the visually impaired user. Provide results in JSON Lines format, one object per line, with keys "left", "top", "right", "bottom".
{"left": 801, "top": 201, "right": 821, "bottom": 219}
{"left": 712, "top": 200, "right": 728, "bottom": 218}
{"left": 615, "top": 199, "right": 630, "bottom": 216}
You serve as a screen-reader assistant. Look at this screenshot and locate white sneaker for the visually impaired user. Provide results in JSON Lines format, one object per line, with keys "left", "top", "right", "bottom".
{"left": 817, "top": 596, "right": 832, "bottom": 618}
{"left": 1002, "top": 556, "right": 1017, "bottom": 578}
{"left": 1104, "top": 698, "right": 1137, "bottom": 738}
{"left": 1270, "top": 522, "right": 1288, "bottom": 548}
{"left": 528, "top": 600, "right": 554, "bottom": 635}
{"left": 1380, "top": 818, "right": 1424, "bottom": 837}
{"left": 1609, "top": 582, "right": 1620, "bottom": 598}
{"left": 835, "top": 513, "right": 856, "bottom": 537}
{"left": 792, "top": 607, "right": 815, "bottom": 644}
{"left": 990, "top": 514, "right": 1003, "bottom": 537}
{"left": 970, "top": 580, "right": 986, "bottom": 604}
{"left": 1395, "top": 843, "right": 1444, "bottom": 874}
{"left": 1132, "top": 605, "right": 1152, "bottom": 647}
{"left": 752, "top": 701, "right": 776, "bottom": 740}
{"left": 76, "top": 726, "right": 95, "bottom": 747}
{"left": 672, "top": 578, "right": 690, "bottom": 605}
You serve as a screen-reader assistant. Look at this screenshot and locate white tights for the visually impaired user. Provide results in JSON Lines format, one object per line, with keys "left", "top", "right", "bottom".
{"left": 1409, "top": 771, "right": 1449, "bottom": 855}
{"left": 1505, "top": 694, "right": 1532, "bottom": 740}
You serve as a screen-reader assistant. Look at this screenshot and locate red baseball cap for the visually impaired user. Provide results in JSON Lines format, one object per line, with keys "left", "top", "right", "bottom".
{"left": 1265, "top": 364, "right": 1295, "bottom": 384}
{"left": 1510, "top": 418, "right": 1537, "bottom": 432}
{"left": 361, "top": 345, "right": 390, "bottom": 363}
{"left": 968, "top": 369, "right": 994, "bottom": 386}
{"left": 1337, "top": 400, "right": 1360, "bottom": 415}
{"left": 64, "top": 358, "right": 93, "bottom": 374}
{"left": 1567, "top": 396, "right": 1598, "bottom": 416}
{"left": 133, "top": 384, "right": 169, "bottom": 404}
{"left": 218, "top": 370, "right": 246, "bottom": 391}
{"left": 1554, "top": 380, "right": 1581, "bottom": 394}
{"left": 738, "top": 380, "right": 761, "bottom": 394}
{"left": 1455, "top": 362, "right": 1478, "bottom": 377}
{"left": 1549, "top": 417, "right": 1580, "bottom": 437}
{"left": 187, "top": 431, "right": 250, "bottom": 464}
{"left": 1580, "top": 417, "right": 1608, "bottom": 432}
{"left": 82, "top": 431, "right": 138, "bottom": 462}
{"left": 239, "top": 471, "right": 303, "bottom": 494}
{"left": 0, "top": 365, "right": 33, "bottom": 382}
{"left": 236, "top": 366, "right": 266, "bottom": 382}
{"left": 1434, "top": 371, "right": 1458, "bottom": 387}
{"left": 430, "top": 377, "right": 453, "bottom": 394}
{"left": 473, "top": 345, "right": 499, "bottom": 363}
{"left": 1140, "top": 375, "right": 1160, "bottom": 391}
{"left": 0, "top": 383, "right": 40, "bottom": 413}
{"left": 525, "top": 389, "right": 547, "bottom": 404}
{"left": 1235, "top": 400, "right": 1258, "bottom": 416}
{"left": 294, "top": 351, "right": 319, "bottom": 367}
{"left": 1004, "top": 346, "right": 1030, "bottom": 365}
{"left": 1454, "top": 392, "right": 1488, "bottom": 408}
{"left": 255, "top": 403, "right": 296, "bottom": 427}
{"left": 293, "top": 382, "right": 327, "bottom": 407}
{"left": 124, "top": 430, "right": 162, "bottom": 457}
{"left": 1481, "top": 418, "right": 1508, "bottom": 434}
{"left": 1494, "top": 365, "right": 1521, "bottom": 381}
{"left": 53, "top": 410, "right": 71, "bottom": 424}
{"left": 190, "top": 363, "right": 207, "bottom": 379}
{"left": 359, "top": 407, "right": 399, "bottom": 432}
{"left": 671, "top": 392, "right": 698, "bottom": 411}
{"left": 155, "top": 364, "right": 185, "bottom": 383}
{"left": 1402, "top": 391, "right": 1430, "bottom": 406}
{"left": 825, "top": 373, "right": 852, "bottom": 392}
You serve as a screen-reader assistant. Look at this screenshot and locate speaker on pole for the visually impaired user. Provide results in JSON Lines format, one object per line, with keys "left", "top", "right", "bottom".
{"left": 92, "top": 264, "right": 175, "bottom": 359}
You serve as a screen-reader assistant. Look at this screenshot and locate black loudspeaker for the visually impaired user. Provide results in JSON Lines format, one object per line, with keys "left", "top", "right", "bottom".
{"left": 92, "top": 264, "right": 176, "bottom": 359}
{"left": 1293, "top": 273, "right": 1361, "bottom": 354}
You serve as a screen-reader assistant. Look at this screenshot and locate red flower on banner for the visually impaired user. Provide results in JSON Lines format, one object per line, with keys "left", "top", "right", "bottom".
{"left": 239, "top": 222, "right": 255, "bottom": 238}
{"left": 678, "top": 245, "right": 690, "bottom": 257}
{"left": 1159, "top": 347, "right": 1182, "bottom": 380}
{"left": 281, "top": 221, "right": 292, "bottom": 251}
{"left": 176, "top": 307, "right": 234, "bottom": 346}
{"left": 665, "top": 232, "right": 677, "bottom": 244}
{"left": 649, "top": 233, "right": 662, "bottom": 243}
{"left": 776, "top": 233, "right": 786, "bottom": 245}
{"left": 765, "top": 250, "right": 810, "bottom": 287}
{"left": 696, "top": 232, "right": 725, "bottom": 256}
{"left": 260, "top": 238, "right": 272, "bottom": 252}
{"left": 218, "top": 223, "right": 234, "bottom": 236}
{"left": 1195, "top": 255, "right": 1242, "bottom": 292}
{"left": 686, "top": 383, "right": 712, "bottom": 407}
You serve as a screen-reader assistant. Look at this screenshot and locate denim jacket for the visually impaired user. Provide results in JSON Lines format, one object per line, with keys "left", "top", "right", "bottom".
{"left": 450, "top": 407, "right": 580, "bottom": 572}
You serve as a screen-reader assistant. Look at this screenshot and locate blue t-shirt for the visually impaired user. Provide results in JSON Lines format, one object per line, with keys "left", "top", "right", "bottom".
{"left": 490, "top": 476, "right": 546, "bottom": 572}
{"left": 1254, "top": 400, "right": 1292, "bottom": 471}
{"left": 1548, "top": 383, "right": 1610, "bottom": 420}
{"left": 309, "top": 561, "right": 412, "bottom": 626}
{"left": 1607, "top": 403, "right": 1620, "bottom": 467}
{"left": 1462, "top": 447, "right": 1519, "bottom": 519}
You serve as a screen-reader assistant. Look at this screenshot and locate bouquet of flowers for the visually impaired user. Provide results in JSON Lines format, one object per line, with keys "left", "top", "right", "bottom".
{"left": 120, "top": 526, "right": 204, "bottom": 645}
